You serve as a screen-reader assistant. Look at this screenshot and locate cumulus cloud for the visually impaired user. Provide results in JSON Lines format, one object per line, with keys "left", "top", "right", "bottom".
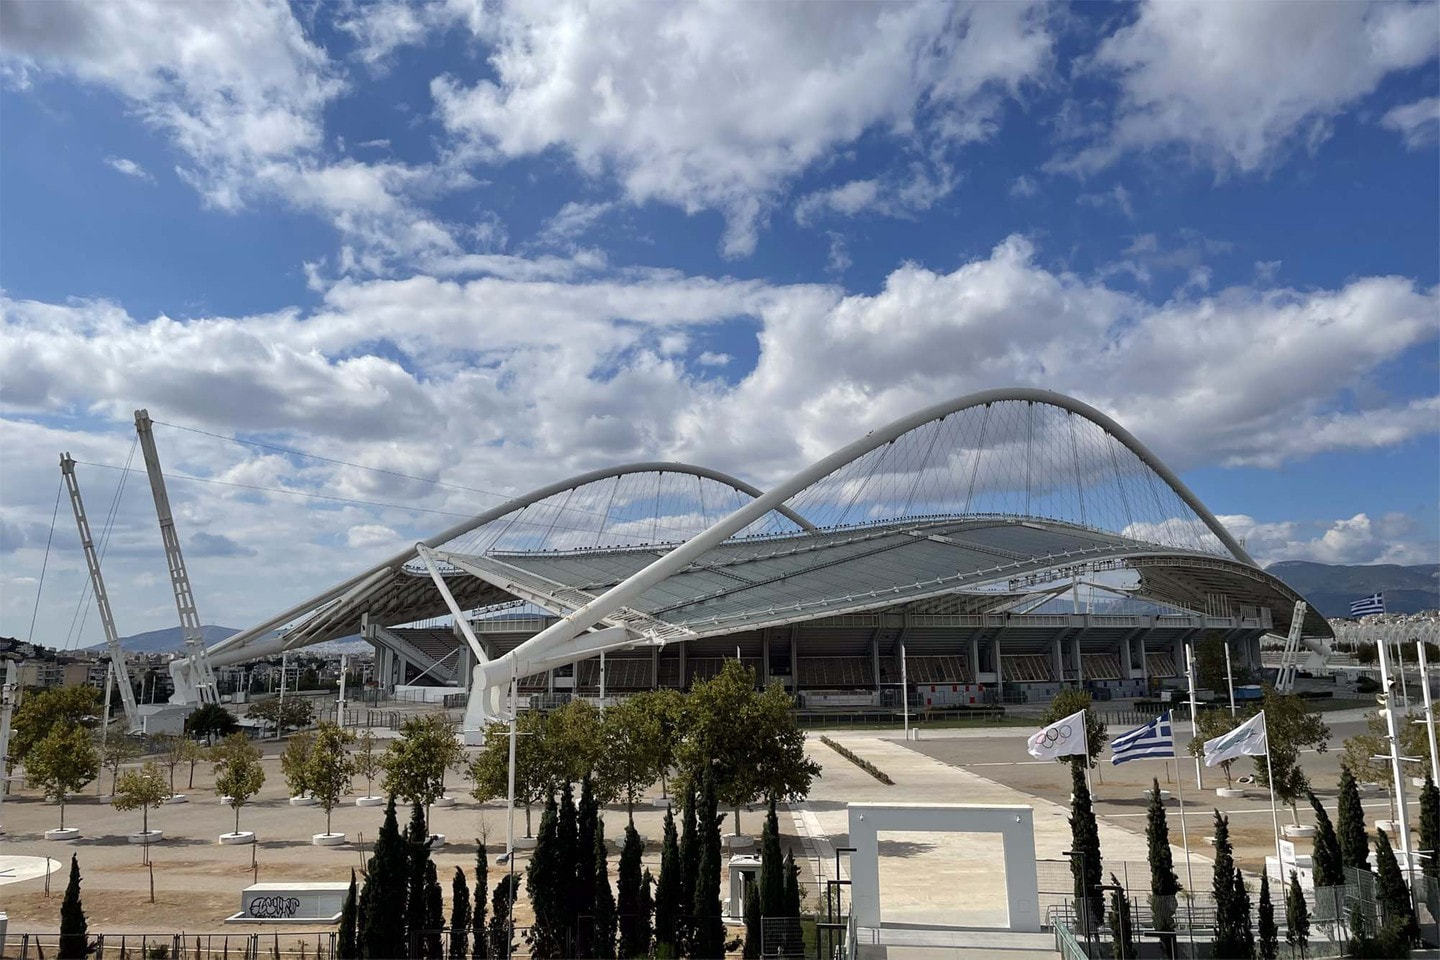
{"left": 431, "top": 0, "right": 1052, "bottom": 255}
{"left": 1221, "top": 513, "right": 1436, "bottom": 566}
{"left": 1062, "top": 0, "right": 1439, "bottom": 174}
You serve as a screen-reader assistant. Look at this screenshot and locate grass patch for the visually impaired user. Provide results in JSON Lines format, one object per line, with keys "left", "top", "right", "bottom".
{"left": 819, "top": 735, "right": 894, "bottom": 785}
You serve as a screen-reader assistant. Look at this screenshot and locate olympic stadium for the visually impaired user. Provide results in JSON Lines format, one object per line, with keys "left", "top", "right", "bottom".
{"left": 182, "top": 388, "right": 1332, "bottom": 736}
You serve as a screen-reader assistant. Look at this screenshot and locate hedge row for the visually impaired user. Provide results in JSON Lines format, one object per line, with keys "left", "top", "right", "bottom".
{"left": 818, "top": 735, "right": 894, "bottom": 785}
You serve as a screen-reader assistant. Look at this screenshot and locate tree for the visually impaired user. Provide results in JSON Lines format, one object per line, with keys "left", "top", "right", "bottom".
{"left": 248, "top": 695, "right": 313, "bottom": 735}
{"left": 212, "top": 733, "right": 265, "bottom": 836}
{"left": 1338, "top": 765, "right": 1371, "bottom": 872}
{"left": 655, "top": 805, "right": 681, "bottom": 958}
{"left": 1211, "top": 811, "right": 1243, "bottom": 957}
{"left": 1068, "top": 761, "right": 1103, "bottom": 934}
{"left": 469, "top": 710, "right": 564, "bottom": 836}
{"left": 676, "top": 661, "right": 819, "bottom": 834}
{"left": 1285, "top": 869, "right": 1310, "bottom": 959}
{"left": 153, "top": 734, "right": 188, "bottom": 796}
{"left": 1195, "top": 631, "right": 1248, "bottom": 692}
{"left": 1107, "top": 873, "right": 1137, "bottom": 960}
{"left": 576, "top": 776, "right": 600, "bottom": 958}
{"left": 338, "top": 869, "right": 358, "bottom": 960}
{"left": 1145, "top": 778, "right": 1180, "bottom": 959}
{"left": 112, "top": 760, "right": 167, "bottom": 860}
{"left": 526, "top": 793, "right": 566, "bottom": 959}
{"left": 1252, "top": 689, "right": 1330, "bottom": 822}
{"left": 58, "top": 853, "right": 88, "bottom": 960}
{"left": 185, "top": 703, "right": 238, "bottom": 743}
{"left": 97, "top": 734, "right": 140, "bottom": 798}
{"left": 1040, "top": 688, "right": 1108, "bottom": 769}
{"left": 782, "top": 850, "right": 802, "bottom": 957}
{"left": 678, "top": 784, "right": 699, "bottom": 953}
{"left": 742, "top": 883, "right": 761, "bottom": 960}
{"left": 306, "top": 722, "right": 356, "bottom": 837}
{"left": 489, "top": 874, "right": 518, "bottom": 960}
{"left": 1189, "top": 709, "right": 1242, "bottom": 785}
{"left": 618, "top": 823, "right": 646, "bottom": 958}
{"left": 280, "top": 730, "right": 315, "bottom": 798}
{"left": 1307, "top": 792, "right": 1345, "bottom": 887}
{"left": 593, "top": 819, "right": 618, "bottom": 960}
{"left": 1258, "top": 872, "right": 1278, "bottom": 960}
{"left": 179, "top": 738, "right": 206, "bottom": 790}
{"left": 1421, "top": 775, "right": 1440, "bottom": 923}
{"left": 1374, "top": 828, "right": 1419, "bottom": 946}
{"left": 12, "top": 685, "right": 97, "bottom": 766}
{"left": 451, "top": 866, "right": 472, "bottom": 960}
{"left": 27, "top": 725, "right": 99, "bottom": 831}
{"left": 360, "top": 798, "right": 408, "bottom": 960}
{"left": 1234, "top": 867, "right": 1255, "bottom": 960}
{"left": 424, "top": 860, "right": 444, "bottom": 960}
{"left": 472, "top": 838, "right": 489, "bottom": 960}
{"left": 384, "top": 713, "right": 464, "bottom": 815}
{"left": 760, "top": 796, "right": 785, "bottom": 921}
{"left": 406, "top": 804, "right": 434, "bottom": 957}
{"left": 1343, "top": 709, "right": 1431, "bottom": 785}
{"left": 558, "top": 779, "right": 580, "bottom": 951}
{"left": 596, "top": 693, "right": 665, "bottom": 820}
{"left": 353, "top": 730, "right": 382, "bottom": 800}
{"left": 552, "top": 697, "right": 605, "bottom": 782}
{"left": 691, "top": 768, "right": 726, "bottom": 959}
{"left": 637, "top": 869, "right": 654, "bottom": 960}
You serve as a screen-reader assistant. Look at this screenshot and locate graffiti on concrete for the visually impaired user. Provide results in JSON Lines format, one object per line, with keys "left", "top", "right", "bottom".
{"left": 248, "top": 896, "right": 302, "bottom": 919}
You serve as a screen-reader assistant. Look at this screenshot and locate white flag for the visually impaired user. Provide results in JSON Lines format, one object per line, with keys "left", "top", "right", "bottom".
{"left": 1203, "top": 710, "right": 1268, "bottom": 767}
{"left": 1027, "top": 709, "right": 1089, "bottom": 760}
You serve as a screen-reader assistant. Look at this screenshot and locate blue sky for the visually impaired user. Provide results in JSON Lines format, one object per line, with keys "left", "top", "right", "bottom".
{"left": 1, "top": 0, "right": 1437, "bottom": 646}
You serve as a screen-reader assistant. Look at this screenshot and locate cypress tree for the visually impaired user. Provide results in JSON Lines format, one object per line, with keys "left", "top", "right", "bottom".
{"left": 1234, "top": 867, "right": 1255, "bottom": 960}
{"left": 558, "top": 780, "right": 579, "bottom": 956}
{"left": 1068, "top": 761, "right": 1104, "bottom": 933}
{"left": 407, "top": 803, "right": 433, "bottom": 958}
{"left": 1257, "top": 872, "right": 1278, "bottom": 960}
{"left": 526, "top": 793, "right": 565, "bottom": 959}
{"left": 1374, "top": 828, "right": 1419, "bottom": 947}
{"left": 1306, "top": 792, "right": 1345, "bottom": 888}
{"left": 742, "top": 884, "right": 761, "bottom": 959}
{"left": 1285, "top": 869, "right": 1310, "bottom": 959}
{"left": 472, "top": 840, "right": 489, "bottom": 960}
{"left": 760, "top": 796, "right": 784, "bottom": 919}
{"left": 1337, "top": 765, "right": 1370, "bottom": 873}
{"left": 1145, "top": 778, "right": 1180, "bottom": 959}
{"left": 637, "top": 869, "right": 654, "bottom": 959}
{"left": 593, "top": 819, "right": 618, "bottom": 960}
{"left": 1421, "top": 776, "right": 1440, "bottom": 930}
{"left": 1106, "top": 873, "right": 1136, "bottom": 960}
{"left": 655, "top": 805, "right": 681, "bottom": 958}
{"left": 58, "top": 854, "right": 87, "bottom": 960}
{"left": 679, "top": 783, "right": 699, "bottom": 952}
{"left": 451, "top": 867, "right": 471, "bottom": 960}
{"left": 1211, "top": 810, "right": 1241, "bottom": 956}
{"left": 782, "top": 850, "right": 802, "bottom": 958}
{"left": 489, "top": 874, "right": 518, "bottom": 960}
{"left": 337, "top": 869, "right": 358, "bottom": 960}
{"left": 424, "top": 860, "right": 445, "bottom": 960}
{"left": 362, "top": 797, "right": 408, "bottom": 960}
{"left": 576, "top": 775, "right": 599, "bottom": 958}
{"left": 691, "top": 769, "right": 726, "bottom": 959}
{"left": 618, "top": 824, "right": 645, "bottom": 958}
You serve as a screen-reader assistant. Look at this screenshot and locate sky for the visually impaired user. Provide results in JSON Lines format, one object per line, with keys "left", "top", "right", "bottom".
{"left": 0, "top": 0, "right": 1437, "bottom": 649}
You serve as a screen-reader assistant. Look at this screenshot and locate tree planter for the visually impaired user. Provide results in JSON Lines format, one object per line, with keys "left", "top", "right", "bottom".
{"left": 44, "top": 828, "right": 80, "bottom": 841}
{"left": 608, "top": 834, "right": 647, "bottom": 852}
{"left": 432, "top": 796, "right": 455, "bottom": 808}
{"left": 355, "top": 796, "right": 385, "bottom": 807}
{"left": 649, "top": 797, "right": 673, "bottom": 808}
{"left": 1216, "top": 787, "right": 1247, "bottom": 799}
{"left": 512, "top": 836, "right": 537, "bottom": 851}
{"left": 723, "top": 834, "right": 754, "bottom": 852}
{"left": 312, "top": 833, "right": 346, "bottom": 846}
{"left": 129, "top": 829, "right": 163, "bottom": 844}
{"left": 219, "top": 795, "right": 235, "bottom": 804}
{"left": 1283, "top": 824, "right": 1316, "bottom": 839}
{"left": 289, "top": 796, "right": 317, "bottom": 807}
{"left": 428, "top": 833, "right": 446, "bottom": 848}
{"left": 163, "top": 794, "right": 188, "bottom": 804}
{"left": 1360, "top": 782, "right": 1383, "bottom": 795}
{"left": 1413, "top": 777, "right": 1430, "bottom": 788}
{"left": 1377, "top": 820, "right": 1401, "bottom": 834}
{"left": 1145, "top": 789, "right": 1172, "bottom": 801}
{"left": 219, "top": 831, "right": 256, "bottom": 845}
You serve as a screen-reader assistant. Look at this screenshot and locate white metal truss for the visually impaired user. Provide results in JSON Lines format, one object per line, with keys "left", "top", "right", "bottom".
{"left": 1273, "top": 601, "right": 1312, "bottom": 691}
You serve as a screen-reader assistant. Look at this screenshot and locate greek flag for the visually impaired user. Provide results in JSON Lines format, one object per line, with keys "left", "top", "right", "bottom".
{"left": 1110, "top": 711, "right": 1175, "bottom": 764}
{"left": 1350, "top": 593, "right": 1385, "bottom": 617}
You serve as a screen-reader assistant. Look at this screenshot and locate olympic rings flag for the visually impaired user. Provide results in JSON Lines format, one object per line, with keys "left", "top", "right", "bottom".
{"left": 1026, "top": 709, "right": 1089, "bottom": 760}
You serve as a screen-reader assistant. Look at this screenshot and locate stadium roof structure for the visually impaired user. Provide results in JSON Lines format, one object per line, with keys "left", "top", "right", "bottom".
{"left": 187, "top": 388, "right": 1329, "bottom": 715}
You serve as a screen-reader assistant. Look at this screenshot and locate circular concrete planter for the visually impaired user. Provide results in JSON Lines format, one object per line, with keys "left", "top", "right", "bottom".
{"left": 512, "top": 836, "right": 537, "bottom": 851}
{"left": 1413, "top": 777, "right": 1430, "bottom": 788}
{"left": 428, "top": 834, "right": 447, "bottom": 848}
{"left": 312, "top": 833, "right": 346, "bottom": 846}
{"left": 44, "top": 828, "right": 80, "bottom": 841}
{"left": 1216, "top": 787, "right": 1247, "bottom": 799}
{"left": 129, "top": 829, "right": 163, "bottom": 844}
{"left": 433, "top": 796, "right": 456, "bottom": 808}
{"left": 219, "top": 831, "right": 256, "bottom": 845}
{"left": 219, "top": 795, "right": 235, "bottom": 805}
{"left": 1377, "top": 820, "right": 1401, "bottom": 834}
{"left": 355, "top": 796, "right": 385, "bottom": 807}
{"left": 1284, "top": 824, "right": 1316, "bottom": 839}
{"left": 289, "top": 796, "right": 317, "bottom": 807}
{"left": 723, "top": 834, "right": 754, "bottom": 852}
{"left": 608, "top": 835, "right": 648, "bottom": 852}
{"left": 1360, "top": 782, "right": 1383, "bottom": 795}
{"left": 1145, "top": 789, "right": 1172, "bottom": 801}
{"left": 649, "top": 797, "right": 673, "bottom": 808}
{"left": 163, "top": 794, "right": 187, "bottom": 805}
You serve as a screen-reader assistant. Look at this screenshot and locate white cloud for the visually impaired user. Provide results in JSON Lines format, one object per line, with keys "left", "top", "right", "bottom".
{"left": 1381, "top": 96, "right": 1440, "bottom": 149}
{"left": 432, "top": 0, "right": 1052, "bottom": 255}
{"left": 1063, "top": 0, "right": 1439, "bottom": 174}
{"left": 536, "top": 201, "right": 615, "bottom": 248}
{"left": 696, "top": 352, "right": 730, "bottom": 367}
{"left": 794, "top": 162, "right": 958, "bottom": 226}
{"left": 104, "top": 156, "right": 153, "bottom": 182}
{"left": 1076, "top": 183, "right": 1134, "bottom": 219}
{"left": 1009, "top": 175, "right": 1038, "bottom": 198}
{"left": 1221, "top": 513, "right": 1436, "bottom": 566}
{"left": 346, "top": 524, "right": 402, "bottom": 550}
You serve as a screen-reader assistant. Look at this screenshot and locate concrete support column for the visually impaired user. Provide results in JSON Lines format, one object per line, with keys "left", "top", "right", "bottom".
{"left": 679, "top": 643, "right": 687, "bottom": 690}
{"left": 762, "top": 632, "right": 771, "bottom": 686}
{"left": 994, "top": 637, "right": 1004, "bottom": 701}
{"left": 870, "top": 630, "right": 882, "bottom": 691}
{"left": 1121, "top": 631, "right": 1134, "bottom": 679}
{"left": 1052, "top": 637, "right": 1064, "bottom": 685}
{"left": 789, "top": 628, "right": 799, "bottom": 682}
{"left": 651, "top": 646, "right": 659, "bottom": 690}
{"left": 1072, "top": 634, "right": 1083, "bottom": 686}
{"left": 969, "top": 635, "right": 980, "bottom": 683}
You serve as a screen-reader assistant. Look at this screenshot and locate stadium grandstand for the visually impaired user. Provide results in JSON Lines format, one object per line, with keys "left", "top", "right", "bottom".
{"left": 184, "top": 388, "right": 1331, "bottom": 735}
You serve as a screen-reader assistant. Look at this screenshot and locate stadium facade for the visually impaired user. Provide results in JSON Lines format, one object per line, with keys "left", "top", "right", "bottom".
{"left": 188, "top": 388, "right": 1330, "bottom": 732}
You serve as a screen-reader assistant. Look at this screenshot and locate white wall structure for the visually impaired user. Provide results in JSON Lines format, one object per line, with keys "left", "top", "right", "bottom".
{"left": 847, "top": 802, "right": 1040, "bottom": 932}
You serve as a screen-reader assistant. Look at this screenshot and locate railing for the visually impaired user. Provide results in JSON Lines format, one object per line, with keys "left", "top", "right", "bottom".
{"left": 1053, "top": 921, "right": 1088, "bottom": 960}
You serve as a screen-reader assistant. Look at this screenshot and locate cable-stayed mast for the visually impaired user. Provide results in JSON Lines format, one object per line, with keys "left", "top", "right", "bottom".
{"left": 60, "top": 454, "right": 141, "bottom": 728}
{"left": 134, "top": 409, "right": 219, "bottom": 704}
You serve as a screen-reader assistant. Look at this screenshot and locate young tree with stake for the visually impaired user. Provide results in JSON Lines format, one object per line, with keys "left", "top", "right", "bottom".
{"left": 305, "top": 722, "right": 355, "bottom": 838}
{"left": 27, "top": 725, "right": 99, "bottom": 833}
{"left": 112, "top": 761, "right": 168, "bottom": 863}
{"left": 212, "top": 733, "right": 266, "bottom": 837}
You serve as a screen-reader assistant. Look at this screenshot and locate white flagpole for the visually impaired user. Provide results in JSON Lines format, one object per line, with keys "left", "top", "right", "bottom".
{"left": 1165, "top": 711, "right": 1198, "bottom": 959}
{"left": 1185, "top": 643, "right": 1203, "bottom": 791}
{"left": 1418, "top": 640, "right": 1439, "bottom": 786}
{"left": 1083, "top": 709, "right": 1094, "bottom": 797}
{"left": 1261, "top": 709, "right": 1283, "bottom": 871}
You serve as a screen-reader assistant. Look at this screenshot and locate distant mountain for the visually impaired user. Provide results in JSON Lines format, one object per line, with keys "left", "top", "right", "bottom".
{"left": 88, "top": 624, "right": 241, "bottom": 655}
{"left": 1265, "top": 561, "right": 1440, "bottom": 617}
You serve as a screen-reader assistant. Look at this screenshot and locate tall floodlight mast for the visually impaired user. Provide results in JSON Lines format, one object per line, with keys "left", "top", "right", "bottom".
{"left": 134, "top": 410, "right": 219, "bottom": 704}
{"left": 59, "top": 454, "right": 141, "bottom": 729}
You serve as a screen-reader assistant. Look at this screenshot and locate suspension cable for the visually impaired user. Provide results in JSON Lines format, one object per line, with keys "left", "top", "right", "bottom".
{"left": 26, "top": 479, "right": 64, "bottom": 645}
